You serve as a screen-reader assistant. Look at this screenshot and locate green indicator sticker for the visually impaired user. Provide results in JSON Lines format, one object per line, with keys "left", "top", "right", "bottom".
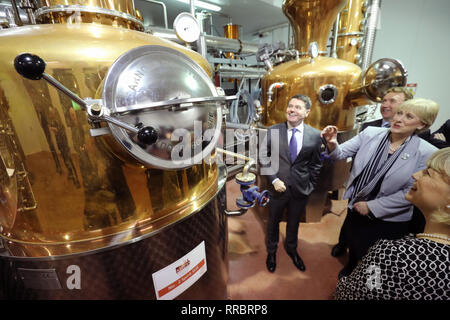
{"left": 71, "top": 101, "right": 81, "bottom": 111}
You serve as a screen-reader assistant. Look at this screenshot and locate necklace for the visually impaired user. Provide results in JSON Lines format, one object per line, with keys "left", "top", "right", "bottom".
{"left": 389, "top": 135, "right": 407, "bottom": 153}
{"left": 416, "top": 233, "right": 450, "bottom": 242}
{"left": 389, "top": 144, "right": 400, "bottom": 153}
{"left": 389, "top": 140, "right": 404, "bottom": 153}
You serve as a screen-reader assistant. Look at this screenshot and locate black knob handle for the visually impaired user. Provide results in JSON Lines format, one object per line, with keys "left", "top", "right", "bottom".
{"left": 14, "top": 53, "right": 46, "bottom": 80}
{"left": 137, "top": 126, "right": 158, "bottom": 145}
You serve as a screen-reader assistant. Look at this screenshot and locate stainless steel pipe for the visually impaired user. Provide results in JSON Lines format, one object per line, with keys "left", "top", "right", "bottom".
{"left": 361, "top": 0, "right": 381, "bottom": 70}
{"left": 148, "top": 26, "right": 259, "bottom": 54}
{"left": 141, "top": 0, "right": 168, "bottom": 29}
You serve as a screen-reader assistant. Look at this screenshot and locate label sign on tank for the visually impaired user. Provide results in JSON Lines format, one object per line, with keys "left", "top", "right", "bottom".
{"left": 152, "top": 241, "right": 207, "bottom": 300}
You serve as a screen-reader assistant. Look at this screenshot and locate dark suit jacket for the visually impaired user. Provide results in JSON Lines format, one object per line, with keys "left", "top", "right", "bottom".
{"left": 259, "top": 122, "right": 323, "bottom": 198}
{"left": 434, "top": 119, "right": 450, "bottom": 141}
{"left": 419, "top": 119, "right": 450, "bottom": 149}
{"left": 361, "top": 119, "right": 383, "bottom": 131}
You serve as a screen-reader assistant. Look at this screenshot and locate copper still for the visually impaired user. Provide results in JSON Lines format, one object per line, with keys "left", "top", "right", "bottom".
{"left": 0, "top": 0, "right": 230, "bottom": 299}
{"left": 223, "top": 23, "right": 239, "bottom": 59}
{"left": 335, "top": 0, "right": 366, "bottom": 64}
{"left": 259, "top": 0, "right": 407, "bottom": 221}
{"left": 262, "top": 0, "right": 366, "bottom": 130}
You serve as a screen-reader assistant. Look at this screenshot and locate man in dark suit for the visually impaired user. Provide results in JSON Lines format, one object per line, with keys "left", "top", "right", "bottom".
{"left": 260, "top": 94, "right": 323, "bottom": 273}
{"left": 332, "top": 86, "right": 414, "bottom": 257}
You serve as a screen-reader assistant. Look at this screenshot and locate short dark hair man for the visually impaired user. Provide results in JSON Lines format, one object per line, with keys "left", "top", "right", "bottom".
{"left": 260, "top": 94, "right": 323, "bottom": 273}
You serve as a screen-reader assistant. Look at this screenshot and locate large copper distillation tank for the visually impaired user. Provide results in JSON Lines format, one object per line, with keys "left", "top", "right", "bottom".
{"left": 0, "top": 0, "right": 247, "bottom": 299}
{"left": 259, "top": 0, "right": 407, "bottom": 221}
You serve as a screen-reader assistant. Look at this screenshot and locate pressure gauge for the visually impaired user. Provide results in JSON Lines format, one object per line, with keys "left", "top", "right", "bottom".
{"left": 173, "top": 12, "right": 201, "bottom": 43}
{"left": 308, "top": 41, "right": 319, "bottom": 59}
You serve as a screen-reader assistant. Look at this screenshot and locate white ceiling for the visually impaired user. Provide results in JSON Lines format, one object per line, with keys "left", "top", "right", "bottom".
{"left": 0, "top": 0, "right": 287, "bottom": 37}
{"left": 135, "top": 0, "right": 288, "bottom": 37}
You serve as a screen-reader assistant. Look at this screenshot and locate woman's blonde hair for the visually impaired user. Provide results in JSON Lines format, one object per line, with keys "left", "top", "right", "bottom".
{"left": 427, "top": 147, "right": 450, "bottom": 225}
{"left": 396, "top": 98, "right": 439, "bottom": 133}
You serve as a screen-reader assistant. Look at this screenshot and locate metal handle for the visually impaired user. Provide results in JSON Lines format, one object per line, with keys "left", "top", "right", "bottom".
{"left": 224, "top": 208, "right": 248, "bottom": 216}
{"left": 13, "top": 53, "right": 159, "bottom": 145}
{"left": 14, "top": 53, "right": 87, "bottom": 109}
{"left": 113, "top": 95, "right": 237, "bottom": 114}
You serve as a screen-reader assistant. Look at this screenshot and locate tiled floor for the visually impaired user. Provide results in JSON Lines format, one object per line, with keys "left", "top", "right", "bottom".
{"left": 225, "top": 181, "right": 349, "bottom": 300}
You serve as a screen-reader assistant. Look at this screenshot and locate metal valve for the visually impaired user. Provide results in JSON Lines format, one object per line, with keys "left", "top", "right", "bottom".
{"left": 256, "top": 41, "right": 286, "bottom": 71}
{"left": 235, "top": 172, "right": 270, "bottom": 209}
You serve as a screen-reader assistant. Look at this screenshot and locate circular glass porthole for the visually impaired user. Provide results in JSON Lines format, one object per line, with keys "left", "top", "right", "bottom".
{"left": 318, "top": 84, "right": 338, "bottom": 105}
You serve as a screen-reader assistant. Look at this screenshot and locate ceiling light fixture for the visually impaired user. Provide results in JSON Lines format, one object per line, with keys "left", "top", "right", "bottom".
{"left": 175, "top": 0, "right": 222, "bottom": 12}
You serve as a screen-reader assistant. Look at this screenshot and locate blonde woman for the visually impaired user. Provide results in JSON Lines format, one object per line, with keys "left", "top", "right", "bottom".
{"left": 321, "top": 98, "right": 439, "bottom": 278}
{"left": 335, "top": 148, "right": 450, "bottom": 299}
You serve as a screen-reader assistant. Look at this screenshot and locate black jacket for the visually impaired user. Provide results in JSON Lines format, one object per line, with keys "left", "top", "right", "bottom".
{"left": 259, "top": 122, "right": 323, "bottom": 198}
{"left": 420, "top": 119, "right": 450, "bottom": 149}
{"left": 361, "top": 119, "right": 383, "bottom": 132}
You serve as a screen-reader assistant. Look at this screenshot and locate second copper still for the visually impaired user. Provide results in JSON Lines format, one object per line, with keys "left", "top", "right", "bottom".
{"left": 262, "top": 0, "right": 366, "bottom": 130}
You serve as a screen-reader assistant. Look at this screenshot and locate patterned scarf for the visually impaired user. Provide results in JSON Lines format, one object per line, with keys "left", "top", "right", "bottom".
{"left": 349, "top": 132, "right": 411, "bottom": 207}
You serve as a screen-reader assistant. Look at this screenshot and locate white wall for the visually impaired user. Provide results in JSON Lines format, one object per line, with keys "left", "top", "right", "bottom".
{"left": 372, "top": 0, "right": 450, "bottom": 131}
{"left": 243, "top": 25, "right": 290, "bottom": 50}
{"left": 242, "top": 0, "right": 450, "bottom": 132}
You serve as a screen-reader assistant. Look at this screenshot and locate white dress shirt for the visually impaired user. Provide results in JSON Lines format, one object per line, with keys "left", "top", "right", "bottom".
{"left": 381, "top": 120, "right": 391, "bottom": 128}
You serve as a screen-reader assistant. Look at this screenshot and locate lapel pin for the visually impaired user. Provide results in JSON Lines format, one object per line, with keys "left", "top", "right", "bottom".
{"left": 401, "top": 153, "right": 410, "bottom": 160}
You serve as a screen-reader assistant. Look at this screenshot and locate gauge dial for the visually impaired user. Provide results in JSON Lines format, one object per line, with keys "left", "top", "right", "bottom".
{"left": 173, "top": 12, "right": 201, "bottom": 43}
{"left": 308, "top": 41, "right": 319, "bottom": 58}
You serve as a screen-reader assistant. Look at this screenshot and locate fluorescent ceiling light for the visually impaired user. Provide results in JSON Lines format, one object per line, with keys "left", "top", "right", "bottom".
{"left": 176, "top": 0, "right": 222, "bottom": 12}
